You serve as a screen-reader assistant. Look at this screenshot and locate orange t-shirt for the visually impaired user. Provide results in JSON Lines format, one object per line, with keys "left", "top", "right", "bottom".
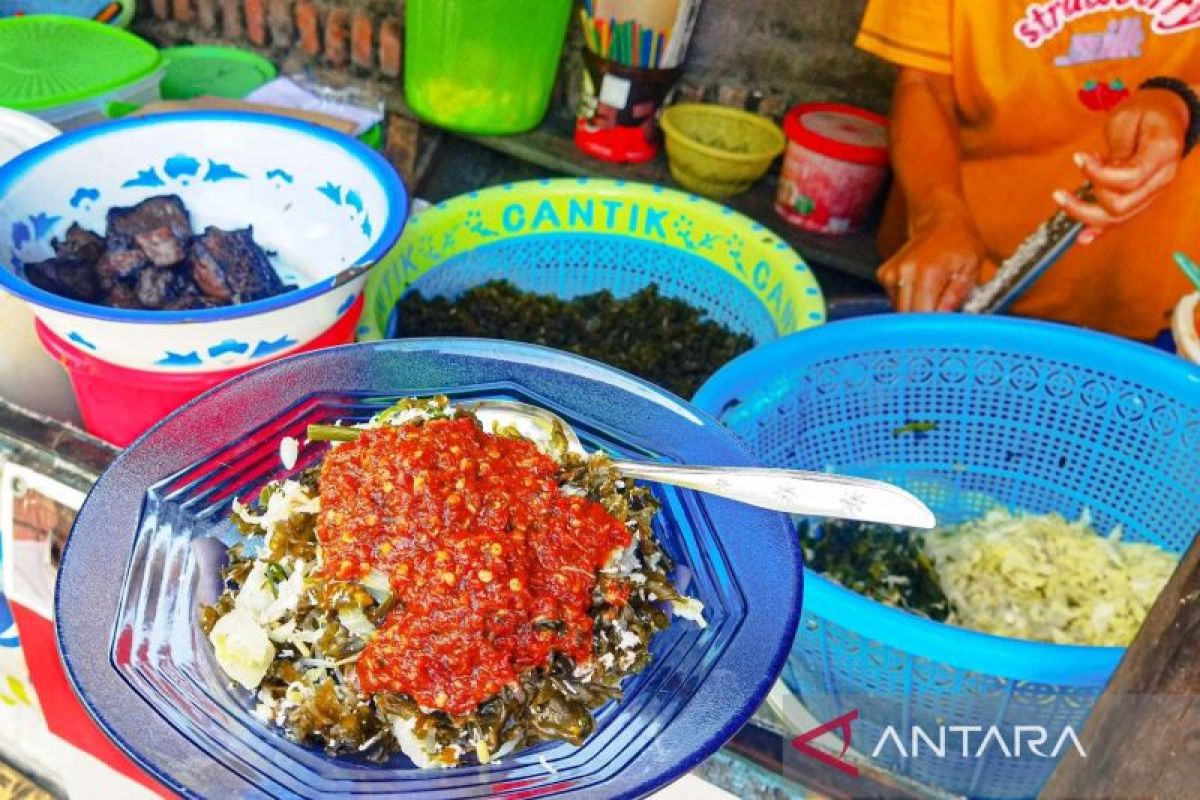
{"left": 857, "top": 0, "right": 1200, "bottom": 341}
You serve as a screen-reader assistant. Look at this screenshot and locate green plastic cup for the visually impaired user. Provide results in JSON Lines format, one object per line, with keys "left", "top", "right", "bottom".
{"left": 404, "top": 0, "right": 572, "bottom": 135}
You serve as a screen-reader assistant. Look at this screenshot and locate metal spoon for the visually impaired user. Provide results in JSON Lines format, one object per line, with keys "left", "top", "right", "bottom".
{"left": 468, "top": 400, "right": 936, "bottom": 529}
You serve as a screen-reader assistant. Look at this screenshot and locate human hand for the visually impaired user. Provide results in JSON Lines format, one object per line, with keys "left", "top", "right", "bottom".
{"left": 877, "top": 210, "right": 993, "bottom": 312}
{"left": 1055, "top": 88, "right": 1188, "bottom": 244}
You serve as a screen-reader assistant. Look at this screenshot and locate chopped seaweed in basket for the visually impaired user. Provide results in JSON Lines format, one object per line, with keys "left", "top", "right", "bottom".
{"left": 799, "top": 519, "right": 954, "bottom": 622}
{"left": 394, "top": 281, "right": 755, "bottom": 398}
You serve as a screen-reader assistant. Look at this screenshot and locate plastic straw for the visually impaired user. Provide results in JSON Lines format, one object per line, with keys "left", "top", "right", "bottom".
{"left": 579, "top": 9, "right": 596, "bottom": 53}
{"left": 583, "top": 2, "right": 682, "bottom": 67}
{"left": 597, "top": 18, "right": 610, "bottom": 58}
{"left": 1174, "top": 252, "right": 1200, "bottom": 293}
{"left": 663, "top": 0, "right": 701, "bottom": 67}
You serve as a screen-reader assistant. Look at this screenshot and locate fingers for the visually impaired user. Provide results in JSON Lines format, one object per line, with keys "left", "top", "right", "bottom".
{"left": 878, "top": 257, "right": 972, "bottom": 313}
{"left": 1092, "top": 162, "right": 1176, "bottom": 218}
{"left": 1062, "top": 94, "right": 1186, "bottom": 235}
{"left": 1077, "top": 133, "right": 1180, "bottom": 191}
{"left": 876, "top": 218, "right": 987, "bottom": 313}
{"left": 897, "top": 261, "right": 917, "bottom": 311}
{"left": 1056, "top": 161, "right": 1176, "bottom": 230}
{"left": 876, "top": 258, "right": 921, "bottom": 311}
{"left": 912, "top": 259, "right": 947, "bottom": 311}
{"left": 877, "top": 262, "right": 899, "bottom": 304}
{"left": 935, "top": 267, "right": 980, "bottom": 312}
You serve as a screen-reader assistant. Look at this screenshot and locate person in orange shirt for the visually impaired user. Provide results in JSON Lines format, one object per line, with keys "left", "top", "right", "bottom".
{"left": 857, "top": 0, "right": 1200, "bottom": 341}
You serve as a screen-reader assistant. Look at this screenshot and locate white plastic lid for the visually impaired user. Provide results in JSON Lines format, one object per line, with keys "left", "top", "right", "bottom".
{"left": 0, "top": 107, "right": 59, "bottom": 166}
{"left": 803, "top": 111, "right": 888, "bottom": 149}
{"left": 783, "top": 103, "right": 889, "bottom": 166}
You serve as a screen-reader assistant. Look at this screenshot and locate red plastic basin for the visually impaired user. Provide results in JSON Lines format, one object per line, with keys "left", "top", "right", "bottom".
{"left": 36, "top": 296, "right": 364, "bottom": 447}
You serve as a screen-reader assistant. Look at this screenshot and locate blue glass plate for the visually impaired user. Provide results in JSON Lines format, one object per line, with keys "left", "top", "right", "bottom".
{"left": 55, "top": 339, "right": 802, "bottom": 799}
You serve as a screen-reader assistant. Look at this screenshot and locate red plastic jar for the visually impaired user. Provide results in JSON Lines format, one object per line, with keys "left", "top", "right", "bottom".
{"left": 36, "top": 296, "right": 363, "bottom": 447}
{"left": 775, "top": 102, "right": 889, "bottom": 235}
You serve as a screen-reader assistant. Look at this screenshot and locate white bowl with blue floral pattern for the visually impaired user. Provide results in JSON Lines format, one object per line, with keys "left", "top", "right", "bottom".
{"left": 0, "top": 111, "right": 408, "bottom": 372}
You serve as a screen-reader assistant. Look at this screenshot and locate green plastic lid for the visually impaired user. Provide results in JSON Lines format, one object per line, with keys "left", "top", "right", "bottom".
{"left": 0, "top": 16, "right": 162, "bottom": 112}
{"left": 160, "top": 46, "right": 278, "bottom": 101}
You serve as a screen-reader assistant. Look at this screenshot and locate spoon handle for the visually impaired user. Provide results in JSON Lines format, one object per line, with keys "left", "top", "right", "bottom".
{"left": 611, "top": 461, "right": 936, "bottom": 529}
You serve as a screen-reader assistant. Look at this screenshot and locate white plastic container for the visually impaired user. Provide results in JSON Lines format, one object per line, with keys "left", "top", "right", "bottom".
{"left": 0, "top": 109, "right": 80, "bottom": 424}
{"left": 35, "top": 66, "right": 166, "bottom": 131}
{"left": 0, "top": 108, "right": 58, "bottom": 163}
{"left": 1172, "top": 292, "right": 1200, "bottom": 365}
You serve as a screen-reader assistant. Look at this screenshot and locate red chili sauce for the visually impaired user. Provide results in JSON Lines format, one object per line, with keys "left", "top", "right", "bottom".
{"left": 317, "top": 417, "right": 631, "bottom": 715}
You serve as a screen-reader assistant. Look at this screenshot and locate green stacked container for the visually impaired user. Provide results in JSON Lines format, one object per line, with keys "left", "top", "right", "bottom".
{"left": 404, "top": 0, "right": 572, "bottom": 135}
{"left": 0, "top": 15, "right": 163, "bottom": 130}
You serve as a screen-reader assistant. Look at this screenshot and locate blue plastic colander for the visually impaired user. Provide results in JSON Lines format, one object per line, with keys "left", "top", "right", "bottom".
{"left": 694, "top": 314, "right": 1200, "bottom": 799}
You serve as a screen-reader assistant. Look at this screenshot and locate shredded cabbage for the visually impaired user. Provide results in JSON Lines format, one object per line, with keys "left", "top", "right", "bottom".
{"left": 922, "top": 509, "right": 1179, "bottom": 646}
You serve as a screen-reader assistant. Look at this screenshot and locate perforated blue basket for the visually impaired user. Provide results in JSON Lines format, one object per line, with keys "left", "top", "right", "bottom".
{"left": 693, "top": 315, "right": 1200, "bottom": 799}
{"left": 359, "top": 179, "right": 827, "bottom": 353}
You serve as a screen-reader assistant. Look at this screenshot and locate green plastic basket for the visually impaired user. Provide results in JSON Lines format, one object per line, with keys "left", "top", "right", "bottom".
{"left": 359, "top": 179, "right": 826, "bottom": 352}
{"left": 0, "top": 15, "right": 160, "bottom": 112}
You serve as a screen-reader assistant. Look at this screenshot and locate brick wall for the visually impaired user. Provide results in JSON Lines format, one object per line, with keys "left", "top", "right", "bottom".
{"left": 140, "top": 0, "right": 893, "bottom": 113}
{"left": 134, "top": 0, "right": 894, "bottom": 176}
{"left": 681, "top": 0, "right": 895, "bottom": 114}
{"left": 140, "top": 0, "right": 404, "bottom": 79}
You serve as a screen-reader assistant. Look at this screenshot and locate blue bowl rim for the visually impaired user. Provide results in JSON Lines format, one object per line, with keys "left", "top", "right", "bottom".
{"left": 694, "top": 313, "right": 1200, "bottom": 686}
{"left": 55, "top": 337, "right": 803, "bottom": 799}
{"left": 0, "top": 110, "right": 409, "bottom": 324}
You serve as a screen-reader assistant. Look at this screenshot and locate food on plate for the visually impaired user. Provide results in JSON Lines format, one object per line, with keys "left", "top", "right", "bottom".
{"left": 200, "top": 396, "right": 703, "bottom": 768}
{"left": 23, "top": 194, "right": 293, "bottom": 310}
{"left": 803, "top": 509, "right": 1179, "bottom": 645}
{"left": 395, "top": 281, "right": 755, "bottom": 398}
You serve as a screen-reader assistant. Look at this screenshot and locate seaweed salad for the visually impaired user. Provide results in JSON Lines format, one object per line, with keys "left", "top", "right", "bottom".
{"left": 201, "top": 397, "right": 704, "bottom": 768}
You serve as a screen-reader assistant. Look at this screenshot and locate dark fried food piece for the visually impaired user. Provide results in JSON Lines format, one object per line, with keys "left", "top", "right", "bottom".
{"left": 189, "top": 226, "right": 285, "bottom": 303}
{"left": 162, "top": 283, "right": 224, "bottom": 310}
{"left": 106, "top": 195, "right": 192, "bottom": 269}
{"left": 24, "top": 257, "right": 100, "bottom": 302}
{"left": 96, "top": 248, "right": 148, "bottom": 284}
{"left": 135, "top": 265, "right": 195, "bottom": 309}
{"left": 188, "top": 239, "right": 233, "bottom": 303}
{"left": 105, "top": 195, "right": 192, "bottom": 252}
{"left": 104, "top": 282, "right": 142, "bottom": 309}
{"left": 134, "top": 226, "right": 188, "bottom": 267}
{"left": 25, "top": 195, "right": 291, "bottom": 310}
{"left": 51, "top": 224, "right": 105, "bottom": 264}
